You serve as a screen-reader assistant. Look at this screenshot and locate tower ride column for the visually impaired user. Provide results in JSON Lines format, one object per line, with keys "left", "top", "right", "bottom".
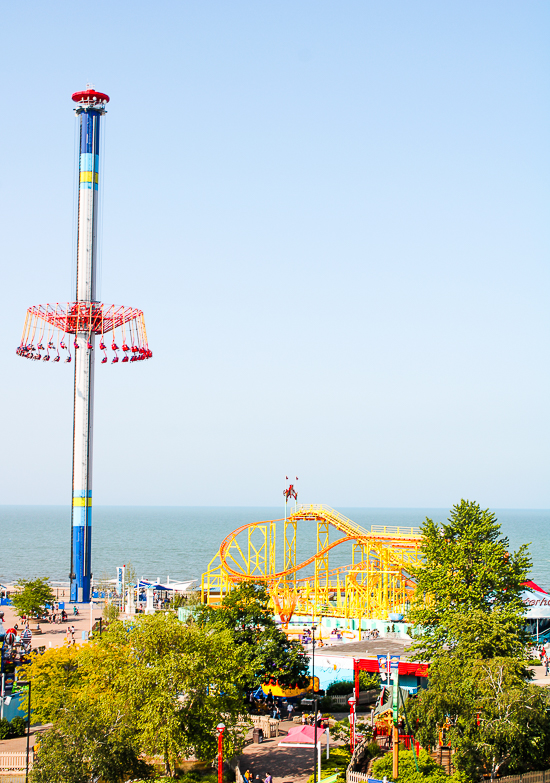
{"left": 70, "top": 87, "right": 109, "bottom": 603}
{"left": 16, "top": 86, "right": 152, "bottom": 606}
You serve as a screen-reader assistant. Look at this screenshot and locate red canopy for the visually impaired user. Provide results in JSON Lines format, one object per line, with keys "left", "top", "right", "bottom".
{"left": 278, "top": 725, "right": 323, "bottom": 746}
{"left": 523, "top": 580, "right": 548, "bottom": 594}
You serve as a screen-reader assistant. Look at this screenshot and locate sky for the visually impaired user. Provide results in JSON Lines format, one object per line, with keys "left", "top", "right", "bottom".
{"left": 0, "top": 1, "right": 548, "bottom": 508}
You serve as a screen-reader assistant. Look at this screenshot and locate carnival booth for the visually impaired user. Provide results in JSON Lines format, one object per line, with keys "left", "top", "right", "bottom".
{"left": 522, "top": 581, "right": 550, "bottom": 642}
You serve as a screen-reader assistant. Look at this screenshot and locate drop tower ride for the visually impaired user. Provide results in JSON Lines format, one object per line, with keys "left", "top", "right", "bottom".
{"left": 17, "top": 86, "right": 152, "bottom": 602}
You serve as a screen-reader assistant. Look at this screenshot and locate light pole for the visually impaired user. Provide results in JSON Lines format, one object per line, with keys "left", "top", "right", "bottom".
{"left": 18, "top": 680, "right": 31, "bottom": 783}
{"left": 217, "top": 722, "right": 225, "bottom": 783}
{"left": 348, "top": 695, "right": 357, "bottom": 755}
{"left": 311, "top": 622, "right": 319, "bottom": 783}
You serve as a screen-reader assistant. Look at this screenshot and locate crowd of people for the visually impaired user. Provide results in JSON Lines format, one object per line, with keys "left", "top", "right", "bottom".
{"left": 298, "top": 625, "right": 381, "bottom": 648}
{"left": 242, "top": 771, "right": 272, "bottom": 783}
{"left": 248, "top": 691, "right": 296, "bottom": 719}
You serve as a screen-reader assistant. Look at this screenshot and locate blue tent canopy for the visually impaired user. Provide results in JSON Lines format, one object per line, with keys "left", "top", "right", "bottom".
{"left": 138, "top": 580, "right": 173, "bottom": 591}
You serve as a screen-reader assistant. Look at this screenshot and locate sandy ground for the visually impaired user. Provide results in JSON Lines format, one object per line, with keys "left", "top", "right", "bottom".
{"left": 0, "top": 600, "right": 103, "bottom": 651}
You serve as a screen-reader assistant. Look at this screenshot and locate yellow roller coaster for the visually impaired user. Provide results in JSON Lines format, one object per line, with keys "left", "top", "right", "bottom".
{"left": 201, "top": 505, "right": 423, "bottom": 621}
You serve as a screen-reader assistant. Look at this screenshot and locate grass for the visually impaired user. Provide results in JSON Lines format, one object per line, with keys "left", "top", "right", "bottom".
{"left": 306, "top": 746, "right": 352, "bottom": 783}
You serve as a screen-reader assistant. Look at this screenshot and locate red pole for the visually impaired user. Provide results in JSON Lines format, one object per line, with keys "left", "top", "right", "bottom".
{"left": 354, "top": 659, "right": 359, "bottom": 704}
{"left": 348, "top": 696, "right": 357, "bottom": 755}
{"left": 217, "top": 723, "right": 225, "bottom": 783}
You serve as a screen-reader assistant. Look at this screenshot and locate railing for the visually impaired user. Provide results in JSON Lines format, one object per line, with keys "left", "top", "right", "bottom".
{"left": 370, "top": 525, "right": 421, "bottom": 537}
{"left": 250, "top": 715, "right": 280, "bottom": 738}
{"left": 0, "top": 750, "right": 34, "bottom": 771}
{"left": 347, "top": 772, "right": 382, "bottom": 783}
{"left": 331, "top": 695, "right": 349, "bottom": 705}
{"left": 294, "top": 505, "right": 370, "bottom": 537}
{"left": 293, "top": 506, "right": 422, "bottom": 540}
{"left": 496, "top": 771, "right": 550, "bottom": 783}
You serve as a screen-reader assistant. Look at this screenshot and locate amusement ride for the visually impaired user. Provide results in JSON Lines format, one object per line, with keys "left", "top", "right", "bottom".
{"left": 16, "top": 87, "right": 152, "bottom": 603}
{"left": 202, "top": 481, "right": 423, "bottom": 624}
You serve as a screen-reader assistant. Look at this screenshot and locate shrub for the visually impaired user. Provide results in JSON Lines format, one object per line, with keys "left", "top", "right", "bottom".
{"left": 372, "top": 748, "right": 450, "bottom": 783}
{"left": 326, "top": 680, "right": 354, "bottom": 696}
{"left": 364, "top": 741, "right": 384, "bottom": 760}
{"left": 10, "top": 716, "right": 27, "bottom": 737}
{"left": 0, "top": 718, "right": 10, "bottom": 740}
{"left": 326, "top": 671, "right": 380, "bottom": 697}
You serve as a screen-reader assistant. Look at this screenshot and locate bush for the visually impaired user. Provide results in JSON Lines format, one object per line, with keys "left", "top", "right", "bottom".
{"left": 102, "top": 602, "right": 119, "bottom": 624}
{"left": 326, "top": 672, "right": 380, "bottom": 697}
{"left": 371, "top": 748, "right": 452, "bottom": 783}
{"left": 0, "top": 717, "right": 27, "bottom": 739}
{"left": 364, "top": 741, "right": 385, "bottom": 760}
{"left": 327, "top": 680, "right": 354, "bottom": 696}
{"left": 10, "top": 716, "right": 27, "bottom": 737}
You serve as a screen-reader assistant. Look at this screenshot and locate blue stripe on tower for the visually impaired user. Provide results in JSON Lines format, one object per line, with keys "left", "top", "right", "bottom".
{"left": 79, "top": 153, "right": 99, "bottom": 172}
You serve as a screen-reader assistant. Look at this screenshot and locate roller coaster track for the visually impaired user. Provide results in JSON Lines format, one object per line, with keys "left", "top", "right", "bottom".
{"left": 202, "top": 504, "right": 423, "bottom": 620}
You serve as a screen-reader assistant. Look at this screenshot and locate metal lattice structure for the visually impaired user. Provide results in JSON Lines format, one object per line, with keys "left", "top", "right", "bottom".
{"left": 201, "top": 505, "right": 423, "bottom": 620}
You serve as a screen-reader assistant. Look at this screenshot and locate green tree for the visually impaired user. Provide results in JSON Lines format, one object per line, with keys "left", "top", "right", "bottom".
{"left": 30, "top": 712, "right": 150, "bottom": 783}
{"left": 407, "top": 657, "right": 550, "bottom": 779}
{"left": 196, "top": 582, "right": 309, "bottom": 690}
{"left": 25, "top": 612, "right": 251, "bottom": 778}
{"left": 409, "top": 500, "right": 531, "bottom": 661}
{"left": 102, "top": 600, "right": 119, "bottom": 624}
{"left": 11, "top": 578, "right": 55, "bottom": 619}
{"left": 405, "top": 500, "right": 549, "bottom": 779}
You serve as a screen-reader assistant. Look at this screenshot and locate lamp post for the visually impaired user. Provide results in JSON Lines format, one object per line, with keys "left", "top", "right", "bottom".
{"left": 348, "top": 695, "right": 357, "bottom": 755}
{"left": 217, "top": 722, "right": 225, "bottom": 783}
{"left": 18, "top": 680, "right": 31, "bottom": 783}
{"left": 311, "top": 622, "right": 319, "bottom": 783}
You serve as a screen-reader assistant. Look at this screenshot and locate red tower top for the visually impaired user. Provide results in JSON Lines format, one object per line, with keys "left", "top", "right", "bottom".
{"left": 72, "top": 85, "right": 110, "bottom": 105}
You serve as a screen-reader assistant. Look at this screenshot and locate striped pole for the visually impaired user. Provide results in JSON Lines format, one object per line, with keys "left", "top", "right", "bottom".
{"left": 70, "top": 86, "right": 109, "bottom": 603}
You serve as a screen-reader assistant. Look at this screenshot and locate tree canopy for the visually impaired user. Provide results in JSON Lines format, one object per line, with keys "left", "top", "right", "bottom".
{"left": 407, "top": 656, "right": 550, "bottom": 779}
{"left": 27, "top": 612, "right": 251, "bottom": 780}
{"left": 195, "top": 582, "right": 309, "bottom": 690}
{"left": 409, "top": 499, "right": 531, "bottom": 661}
{"left": 405, "top": 500, "right": 549, "bottom": 779}
{"left": 11, "top": 578, "right": 55, "bottom": 619}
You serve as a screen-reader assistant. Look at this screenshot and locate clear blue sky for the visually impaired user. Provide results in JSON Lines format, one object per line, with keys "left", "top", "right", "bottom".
{"left": 1, "top": 1, "right": 548, "bottom": 507}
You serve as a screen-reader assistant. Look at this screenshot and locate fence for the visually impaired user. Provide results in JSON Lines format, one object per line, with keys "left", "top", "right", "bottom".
{"left": 331, "top": 695, "right": 348, "bottom": 706}
{"left": 347, "top": 772, "right": 382, "bottom": 783}
{"left": 0, "top": 751, "right": 33, "bottom": 771}
{"left": 497, "top": 771, "right": 550, "bottom": 783}
{"left": 250, "top": 716, "right": 280, "bottom": 738}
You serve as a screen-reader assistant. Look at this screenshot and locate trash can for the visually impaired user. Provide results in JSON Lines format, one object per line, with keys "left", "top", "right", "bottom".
{"left": 252, "top": 727, "right": 264, "bottom": 744}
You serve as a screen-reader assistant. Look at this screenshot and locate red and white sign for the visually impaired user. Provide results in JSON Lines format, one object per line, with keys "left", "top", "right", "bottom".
{"left": 522, "top": 581, "right": 550, "bottom": 618}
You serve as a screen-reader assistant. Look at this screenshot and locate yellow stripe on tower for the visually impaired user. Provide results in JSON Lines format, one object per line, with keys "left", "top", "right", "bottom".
{"left": 79, "top": 172, "right": 99, "bottom": 183}
{"left": 72, "top": 497, "right": 93, "bottom": 507}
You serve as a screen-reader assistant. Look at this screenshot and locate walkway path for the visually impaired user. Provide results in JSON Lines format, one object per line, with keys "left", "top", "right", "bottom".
{"left": 240, "top": 720, "right": 338, "bottom": 783}
{"left": 0, "top": 602, "right": 102, "bottom": 651}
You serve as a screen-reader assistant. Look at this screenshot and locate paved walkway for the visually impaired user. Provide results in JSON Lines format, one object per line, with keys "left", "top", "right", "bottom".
{"left": 529, "top": 665, "right": 550, "bottom": 686}
{"left": 0, "top": 724, "right": 47, "bottom": 753}
{"left": 0, "top": 602, "right": 102, "bottom": 651}
{"left": 240, "top": 720, "right": 336, "bottom": 783}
